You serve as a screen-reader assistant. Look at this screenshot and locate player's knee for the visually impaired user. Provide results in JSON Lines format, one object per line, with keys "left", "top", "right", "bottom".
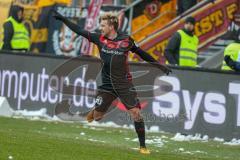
{"left": 129, "top": 108, "right": 142, "bottom": 121}
{"left": 133, "top": 114, "right": 143, "bottom": 122}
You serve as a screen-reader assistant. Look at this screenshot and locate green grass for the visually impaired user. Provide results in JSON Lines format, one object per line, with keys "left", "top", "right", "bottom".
{"left": 0, "top": 117, "right": 239, "bottom": 160}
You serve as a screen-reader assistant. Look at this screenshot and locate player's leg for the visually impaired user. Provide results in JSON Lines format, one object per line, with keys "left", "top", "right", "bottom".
{"left": 87, "top": 91, "right": 117, "bottom": 122}
{"left": 117, "top": 87, "right": 150, "bottom": 154}
{"left": 128, "top": 105, "right": 150, "bottom": 154}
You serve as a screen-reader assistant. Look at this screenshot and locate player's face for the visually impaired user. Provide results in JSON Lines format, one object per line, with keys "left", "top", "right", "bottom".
{"left": 184, "top": 23, "right": 195, "bottom": 32}
{"left": 100, "top": 20, "right": 113, "bottom": 37}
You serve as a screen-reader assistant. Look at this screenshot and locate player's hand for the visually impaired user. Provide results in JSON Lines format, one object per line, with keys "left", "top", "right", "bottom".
{"left": 163, "top": 66, "right": 172, "bottom": 75}
{"left": 52, "top": 10, "right": 64, "bottom": 21}
{"left": 159, "top": 64, "right": 172, "bottom": 75}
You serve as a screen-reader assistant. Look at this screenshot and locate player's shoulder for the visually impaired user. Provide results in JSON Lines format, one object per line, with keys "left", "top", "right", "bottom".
{"left": 117, "top": 32, "right": 132, "bottom": 40}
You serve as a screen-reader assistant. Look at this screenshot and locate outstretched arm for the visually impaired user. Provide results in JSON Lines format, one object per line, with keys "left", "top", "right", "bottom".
{"left": 52, "top": 10, "right": 97, "bottom": 43}
{"left": 131, "top": 44, "right": 172, "bottom": 75}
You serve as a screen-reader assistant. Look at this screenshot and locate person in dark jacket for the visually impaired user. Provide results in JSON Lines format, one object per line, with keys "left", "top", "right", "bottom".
{"left": 1, "top": 5, "right": 30, "bottom": 51}
{"left": 222, "top": 30, "right": 240, "bottom": 72}
{"left": 177, "top": 0, "right": 197, "bottom": 15}
{"left": 164, "top": 16, "right": 199, "bottom": 67}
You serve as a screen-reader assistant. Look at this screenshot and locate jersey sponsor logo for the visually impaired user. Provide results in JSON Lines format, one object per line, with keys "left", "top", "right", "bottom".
{"left": 101, "top": 47, "right": 124, "bottom": 55}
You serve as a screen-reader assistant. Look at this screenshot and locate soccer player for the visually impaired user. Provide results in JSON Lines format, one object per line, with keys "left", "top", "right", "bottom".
{"left": 53, "top": 10, "right": 171, "bottom": 154}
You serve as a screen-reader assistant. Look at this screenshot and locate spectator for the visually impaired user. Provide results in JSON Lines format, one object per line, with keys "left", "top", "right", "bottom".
{"left": 0, "top": 5, "right": 30, "bottom": 51}
{"left": 164, "top": 16, "right": 199, "bottom": 67}
{"left": 177, "top": 0, "right": 197, "bottom": 15}
{"left": 222, "top": 33, "right": 240, "bottom": 71}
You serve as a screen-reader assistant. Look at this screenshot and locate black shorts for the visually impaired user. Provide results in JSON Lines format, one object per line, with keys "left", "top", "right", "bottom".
{"left": 94, "top": 88, "right": 141, "bottom": 112}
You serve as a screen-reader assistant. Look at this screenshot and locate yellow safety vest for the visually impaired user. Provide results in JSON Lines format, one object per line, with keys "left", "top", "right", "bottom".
{"left": 0, "top": 28, "right": 3, "bottom": 49}
{"left": 1, "top": 16, "right": 30, "bottom": 50}
{"left": 178, "top": 30, "right": 199, "bottom": 67}
{"left": 222, "top": 43, "right": 240, "bottom": 70}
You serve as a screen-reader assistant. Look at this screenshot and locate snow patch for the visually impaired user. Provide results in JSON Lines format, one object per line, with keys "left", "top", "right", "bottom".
{"left": 213, "top": 137, "right": 224, "bottom": 142}
{"left": 171, "top": 133, "right": 208, "bottom": 142}
{"left": 9, "top": 108, "right": 240, "bottom": 147}
{"left": 161, "top": 135, "right": 168, "bottom": 139}
{"left": 132, "top": 137, "right": 164, "bottom": 148}
{"left": 146, "top": 138, "right": 164, "bottom": 147}
{"left": 85, "top": 121, "right": 122, "bottom": 128}
{"left": 80, "top": 132, "right": 85, "bottom": 136}
{"left": 147, "top": 126, "right": 159, "bottom": 132}
{"left": 14, "top": 108, "right": 49, "bottom": 118}
{"left": 12, "top": 108, "right": 63, "bottom": 122}
{"left": 224, "top": 138, "right": 240, "bottom": 146}
{"left": 193, "top": 150, "right": 207, "bottom": 154}
{"left": 88, "top": 138, "right": 105, "bottom": 143}
{"left": 132, "top": 138, "right": 138, "bottom": 142}
{"left": 183, "top": 151, "right": 193, "bottom": 155}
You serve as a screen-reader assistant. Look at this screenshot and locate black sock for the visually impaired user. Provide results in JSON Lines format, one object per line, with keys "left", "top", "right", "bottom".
{"left": 134, "top": 120, "right": 146, "bottom": 147}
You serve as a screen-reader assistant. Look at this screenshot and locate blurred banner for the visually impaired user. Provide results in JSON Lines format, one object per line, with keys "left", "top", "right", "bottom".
{"left": 6, "top": 0, "right": 72, "bottom": 53}
{"left": 128, "top": 0, "right": 176, "bottom": 42}
{"left": 45, "top": 4, "right": 125, "bottom": 57}
{"left": 13, "top": 0, "right": 71, "bottom": 7}
{"left": 0, "top": 51, "right": 240, "bottom": 140}
{"left": 46, "top": 5, "right": 88, "bottom": 56}
{"left": 125, "top": 0, "right": 176, "bottom": 64}
{"left": 131, "top": 0, "right": 240, "bottom": 63}
{"left": 80, "top": 0, "right": 103, "bottom": 56}
{"left": 24, "top": 5, "right": 53, "bottom": 53}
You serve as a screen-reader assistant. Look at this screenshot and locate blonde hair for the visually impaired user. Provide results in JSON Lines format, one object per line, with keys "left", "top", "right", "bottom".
{"left": 99, "top": 12, "right": 119, "bottom": 31}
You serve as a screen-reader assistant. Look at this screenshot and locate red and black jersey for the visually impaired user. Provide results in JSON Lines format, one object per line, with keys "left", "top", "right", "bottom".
{"left": 88, "top": 32, "right": 137, "bottom": 90}
{"left": 59, "top": 17, "right": 160, "bottom": 91}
